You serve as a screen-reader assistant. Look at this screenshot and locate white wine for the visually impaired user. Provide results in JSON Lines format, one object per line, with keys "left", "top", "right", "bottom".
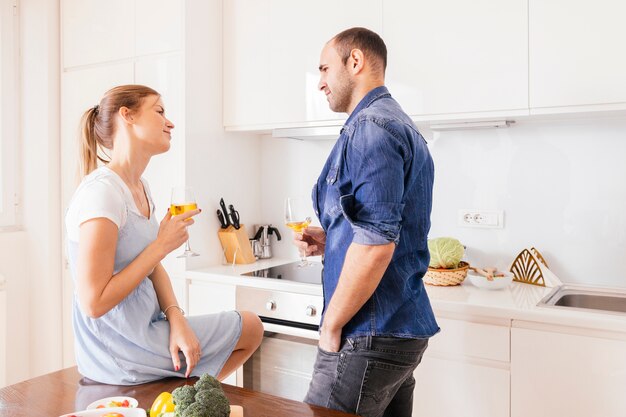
{"left": 170, "top": 203, "right": 198, "bottom": 216}
{"left": 285, "top": 217, "right": 311, "bottom": 233}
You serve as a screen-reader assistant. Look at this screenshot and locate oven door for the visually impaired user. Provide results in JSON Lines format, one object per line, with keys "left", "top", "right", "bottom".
{"left": 242, "top": 322, "right": 319, "bottom": 402}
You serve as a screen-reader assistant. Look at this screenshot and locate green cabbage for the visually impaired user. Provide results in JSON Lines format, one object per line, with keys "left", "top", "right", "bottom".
{"left": 428, "top": 237, "right": 464, "bottom": 269}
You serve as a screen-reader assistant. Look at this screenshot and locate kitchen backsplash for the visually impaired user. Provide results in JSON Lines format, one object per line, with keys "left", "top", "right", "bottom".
{"left": 261, "top": 116, "right": 626, "bottom": 288}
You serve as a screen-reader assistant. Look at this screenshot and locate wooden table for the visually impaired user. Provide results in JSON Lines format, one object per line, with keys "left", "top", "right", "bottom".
{"left": 0, "top": 367, "right": 356, "bottom": 417}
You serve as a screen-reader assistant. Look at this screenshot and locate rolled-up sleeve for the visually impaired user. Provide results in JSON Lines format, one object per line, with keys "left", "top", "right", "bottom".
{"left": 341, "top": 120, "right": 407, "bottom": 245}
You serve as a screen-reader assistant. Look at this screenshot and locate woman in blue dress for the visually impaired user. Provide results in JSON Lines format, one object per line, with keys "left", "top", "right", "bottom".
{"left": 65, "top": 85, "right": 263, "bottom": 385}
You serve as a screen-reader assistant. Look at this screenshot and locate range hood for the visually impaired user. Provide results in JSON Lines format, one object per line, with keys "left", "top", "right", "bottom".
{"left": 272, "top": 126, "right": 342, "bottom": 141}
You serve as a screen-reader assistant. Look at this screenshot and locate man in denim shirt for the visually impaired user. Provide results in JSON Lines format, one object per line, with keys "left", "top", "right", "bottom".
{"left": 293, "top": 28, "right": 439, "bottom": 417}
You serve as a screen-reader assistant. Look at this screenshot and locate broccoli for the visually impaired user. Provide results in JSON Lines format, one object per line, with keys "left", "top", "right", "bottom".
{"left": 180, "top": 402, "right": 210, "bottom": 417}
{"left": 194, "top": 373, "right": 221, "bottom": 392}
{"left": 172, "top": 385, "right": 197, "bottom": 413}
{"left": 201, "top": 391, "right": 230, "bottom": 417}
{"left": 172, "top": 373, "right": 230, "bottom": 417}
{"left": 194, "top": 387, "right": 230, "bottom": 417}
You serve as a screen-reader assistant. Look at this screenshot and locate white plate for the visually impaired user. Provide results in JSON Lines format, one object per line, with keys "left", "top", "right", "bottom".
{"left": 468, "top": 270, "right": 514, "bottom": 290}
{"left": 86, "top": 396, "right": 139, "bottom": 410}
{"left": 60, "top": 406, "right": 145, "bottom": 417}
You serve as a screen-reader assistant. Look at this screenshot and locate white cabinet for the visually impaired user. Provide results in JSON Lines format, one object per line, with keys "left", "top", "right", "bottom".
{"left": 62, "top": 0, "right": 182, "bottom": 68}
{"left": 223, "top": 0, "right": 382, "bottom": 129}
{"left": 62, "top": 0, "right": 134, "bottom": 68}
{"left": 383, "top": 0, "right": 528, "bottom": 119}
{"left": 414, "top": 357, "right": 509, "bottom": 417}
{"left": 223, "top": 0, "right": 271, "bottom": 128}
{"left": 135, "top": 0, "right": 183, "bottom": 56}
{"left": 187, "top": 280, "right": 237, "bottom": 386}
{"left": 187, "top": 280, "right": 236, "bottom": 316}
{"left": 529, "top": 0, "right": 626, "bottom": 111}
{"left": 511, "top": 323, "right": 626, "bottom": 417}
{"left": 413, "top": 316, "right": 510, "bottom": 417}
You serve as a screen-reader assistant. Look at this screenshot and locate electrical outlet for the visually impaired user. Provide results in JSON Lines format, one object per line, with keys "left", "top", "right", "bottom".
{"left": 458, "top": 209, "right": 504, "bottom": 228}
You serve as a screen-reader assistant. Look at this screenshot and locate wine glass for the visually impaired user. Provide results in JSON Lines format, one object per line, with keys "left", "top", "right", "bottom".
{"left": 284, "top": 196, "right": 313, "bottom": 267}
{"left": 170, "top": 186, "right": 200, "bottom": 258}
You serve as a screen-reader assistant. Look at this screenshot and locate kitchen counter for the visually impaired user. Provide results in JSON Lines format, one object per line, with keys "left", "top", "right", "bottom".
{"left": 185, "top": 257, "right": 324, "bottom": 296}
{"left": 0, "top": 367, "right": 356, "bottom": 417}
{"left": 186, "top": 259, "right": 626, "bottom": 334}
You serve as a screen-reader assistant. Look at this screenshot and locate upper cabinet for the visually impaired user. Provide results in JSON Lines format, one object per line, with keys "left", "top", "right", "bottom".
{"left": 383, "top": 0, "right": 528, "bottom": 119}
{"left": 62, "top": 0, "right": 182, "bottom": 68}
{"left": 62, "top": 0, "right": 135, "bottom": 68}
{"left": 223, "top": 0, "right": 626, "bottom": 130}
{"left": 223, "top": 0, "right": 382, "bottom": 130}
{"left": 529, "top": 0, "right": 626, "bottom": 111}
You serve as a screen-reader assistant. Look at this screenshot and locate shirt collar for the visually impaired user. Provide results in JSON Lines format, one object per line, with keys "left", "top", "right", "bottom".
{"left": 344, "top": 85, "right": 391, "bottom": 127}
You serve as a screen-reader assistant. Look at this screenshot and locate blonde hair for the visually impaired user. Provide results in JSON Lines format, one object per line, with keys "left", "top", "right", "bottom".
{"left": 79, "top": 84, "right": 160, "bottom": 177}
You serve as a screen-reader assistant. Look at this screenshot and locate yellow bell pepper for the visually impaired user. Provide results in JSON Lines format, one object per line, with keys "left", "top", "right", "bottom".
{"left": 150, "top": 391, "right": 175, "bottom": 416}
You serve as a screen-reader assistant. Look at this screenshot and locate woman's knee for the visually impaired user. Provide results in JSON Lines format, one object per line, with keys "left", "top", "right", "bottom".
{"left": 239, "top": 310, "right": 263, "bottom": 348}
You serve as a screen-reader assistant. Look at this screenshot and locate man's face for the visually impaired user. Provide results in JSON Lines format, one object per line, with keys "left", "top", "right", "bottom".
{"left": 318, "top": 42, "right": 354, "bottom": 113}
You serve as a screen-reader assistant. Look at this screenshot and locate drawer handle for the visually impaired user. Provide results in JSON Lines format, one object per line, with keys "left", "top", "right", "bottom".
{"left": 266, "top": 300, "right": 276, "bottom": 311}
{"left": 305, "top": 305, "right": 316, "bottom": 317}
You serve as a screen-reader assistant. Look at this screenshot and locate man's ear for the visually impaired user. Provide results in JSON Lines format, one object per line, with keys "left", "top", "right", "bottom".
{"left": 349, "top": 48, "right": 365, "bottom": 74}
{"left": 118, "top": 106, "right": 134, "bottom": 124}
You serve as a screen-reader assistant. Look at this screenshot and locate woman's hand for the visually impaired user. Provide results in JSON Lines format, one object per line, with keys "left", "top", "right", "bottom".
{"left": 155, "top": 209, "right": 200, "bottom": 256}
{"left": 168, "top": 315, "right": 202, "bottom": 378}
{"left": 293, "top": 226, "right": 326, "bottom": 257}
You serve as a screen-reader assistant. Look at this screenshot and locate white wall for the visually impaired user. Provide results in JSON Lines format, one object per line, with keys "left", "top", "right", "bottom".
{"left": 259, "top": 136, "right": 334, "bottom": 260}
{"left": 0, "top": 0, "right": 65, "bottom": 385}
{"left": 259, "top": 116, "right": 626, "bottom": 288}
{"left": 22, "top": 0, "right": 63, "bottom": 379}
{"left": 0, "top": 231, "right": 29, "bottom": 385}
{"left": 184, "top": 0, "right": 261, "bottom": 269}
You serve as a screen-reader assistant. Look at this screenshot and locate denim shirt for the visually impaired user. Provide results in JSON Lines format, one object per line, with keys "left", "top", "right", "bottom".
{"left": 312, "top": 86, "right": 439, "bottom": 339}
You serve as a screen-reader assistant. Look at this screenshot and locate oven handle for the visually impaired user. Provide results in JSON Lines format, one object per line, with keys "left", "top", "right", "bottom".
{"left": 262, "top": 322, "right": 320, "bottom": 341}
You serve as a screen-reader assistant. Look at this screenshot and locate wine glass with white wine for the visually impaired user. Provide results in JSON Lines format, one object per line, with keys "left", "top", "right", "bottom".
{"left": 170, "top": 186, "right": 200, "bottom": 258}
{"left": 284, "top": 196, "right": 313, "bottom": 267}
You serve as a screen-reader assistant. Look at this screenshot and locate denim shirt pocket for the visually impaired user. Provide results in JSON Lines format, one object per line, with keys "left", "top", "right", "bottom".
{"left": 324, "top": 166, "right": 342, "bottom": 217}
{"left": 326, "top": 166, "right": 338, "bottom": 184}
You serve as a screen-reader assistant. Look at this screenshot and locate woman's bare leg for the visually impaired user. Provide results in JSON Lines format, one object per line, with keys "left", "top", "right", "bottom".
{"left": 217, "top": 310, "right": 263, "bottom": 380}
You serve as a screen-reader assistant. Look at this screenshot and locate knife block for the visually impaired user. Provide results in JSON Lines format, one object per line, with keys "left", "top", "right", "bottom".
{"left": 218, "top": 224, "right": 256, "bottom": 264}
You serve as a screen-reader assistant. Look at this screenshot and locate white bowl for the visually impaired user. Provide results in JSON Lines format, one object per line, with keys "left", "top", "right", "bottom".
{"left": 468, "top": 270, "right": 514, "bottom": 290}
{"left": 60, "top": 407, "right": 145, "bottom": 417}
{"left": 86, "top": 396, "right": 138, "bottom": 410}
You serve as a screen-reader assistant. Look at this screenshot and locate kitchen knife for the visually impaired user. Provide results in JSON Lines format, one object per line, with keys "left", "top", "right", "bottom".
{"left": 219, "top": 198, "right": 232, "bottom": 227}
{"left": 228, "top": 204, "right": 241, "bottom": 229}
{"left": 216, "top": 209, "right": 228, "bottom": 228}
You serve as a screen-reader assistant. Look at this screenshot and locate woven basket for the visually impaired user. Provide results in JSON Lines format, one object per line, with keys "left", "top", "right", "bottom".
{"left": 424, "top": 261, "right": 470, "bottom": 286}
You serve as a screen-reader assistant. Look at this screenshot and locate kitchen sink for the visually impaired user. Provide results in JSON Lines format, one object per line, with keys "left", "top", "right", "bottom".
{"left": 537, "top": 285, "right": 626, "bottom": 315}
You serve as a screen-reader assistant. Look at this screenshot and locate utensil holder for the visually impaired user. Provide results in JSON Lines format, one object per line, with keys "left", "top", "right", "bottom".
{"left": 218, "top": 224, "right": 256, "bottom": 264}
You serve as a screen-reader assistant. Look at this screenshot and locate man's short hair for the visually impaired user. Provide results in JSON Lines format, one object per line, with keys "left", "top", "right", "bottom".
{"left": 331, "top": 27, "right": 387, "bottom": 74}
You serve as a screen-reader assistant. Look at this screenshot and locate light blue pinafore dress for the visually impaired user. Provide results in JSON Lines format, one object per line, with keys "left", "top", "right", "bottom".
{"left": 66, "top": 167, "right": 241, "bottom": 385}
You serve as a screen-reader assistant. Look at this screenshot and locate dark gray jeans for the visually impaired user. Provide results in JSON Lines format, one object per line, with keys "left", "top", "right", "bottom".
{"left": 304, "top": 336, "right": 429, "bottom": 417}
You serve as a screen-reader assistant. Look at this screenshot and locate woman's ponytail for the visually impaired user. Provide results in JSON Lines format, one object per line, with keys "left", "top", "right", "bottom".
{"left": 79, "top": 106, "right": 101, "bottom": 178}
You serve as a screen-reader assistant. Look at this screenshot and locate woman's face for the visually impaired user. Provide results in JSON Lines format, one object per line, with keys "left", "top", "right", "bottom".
{"left": 131, "top": 94, "right": 175, "bottom": 155}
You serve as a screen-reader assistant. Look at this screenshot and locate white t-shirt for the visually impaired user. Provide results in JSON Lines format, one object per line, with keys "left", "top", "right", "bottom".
{"left": 65, "top": 166, "right": 154, "bottom": 242}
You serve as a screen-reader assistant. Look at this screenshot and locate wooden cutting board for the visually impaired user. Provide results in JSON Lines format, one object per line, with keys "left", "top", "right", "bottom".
{"left": 230, "top": 405, "right": 244, "bottom": 417}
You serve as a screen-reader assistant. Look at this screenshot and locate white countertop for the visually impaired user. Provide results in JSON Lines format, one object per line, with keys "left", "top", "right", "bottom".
{"left": 186, "top": 257, "right": 324, "bottom": 296}
{"left": 186, "top": 258, "right": 626, "bottom": 334}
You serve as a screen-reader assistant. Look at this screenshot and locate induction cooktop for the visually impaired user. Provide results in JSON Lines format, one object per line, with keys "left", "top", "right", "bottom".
{"left": 241, "top": 261, "right": 323, "bottom": 285}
